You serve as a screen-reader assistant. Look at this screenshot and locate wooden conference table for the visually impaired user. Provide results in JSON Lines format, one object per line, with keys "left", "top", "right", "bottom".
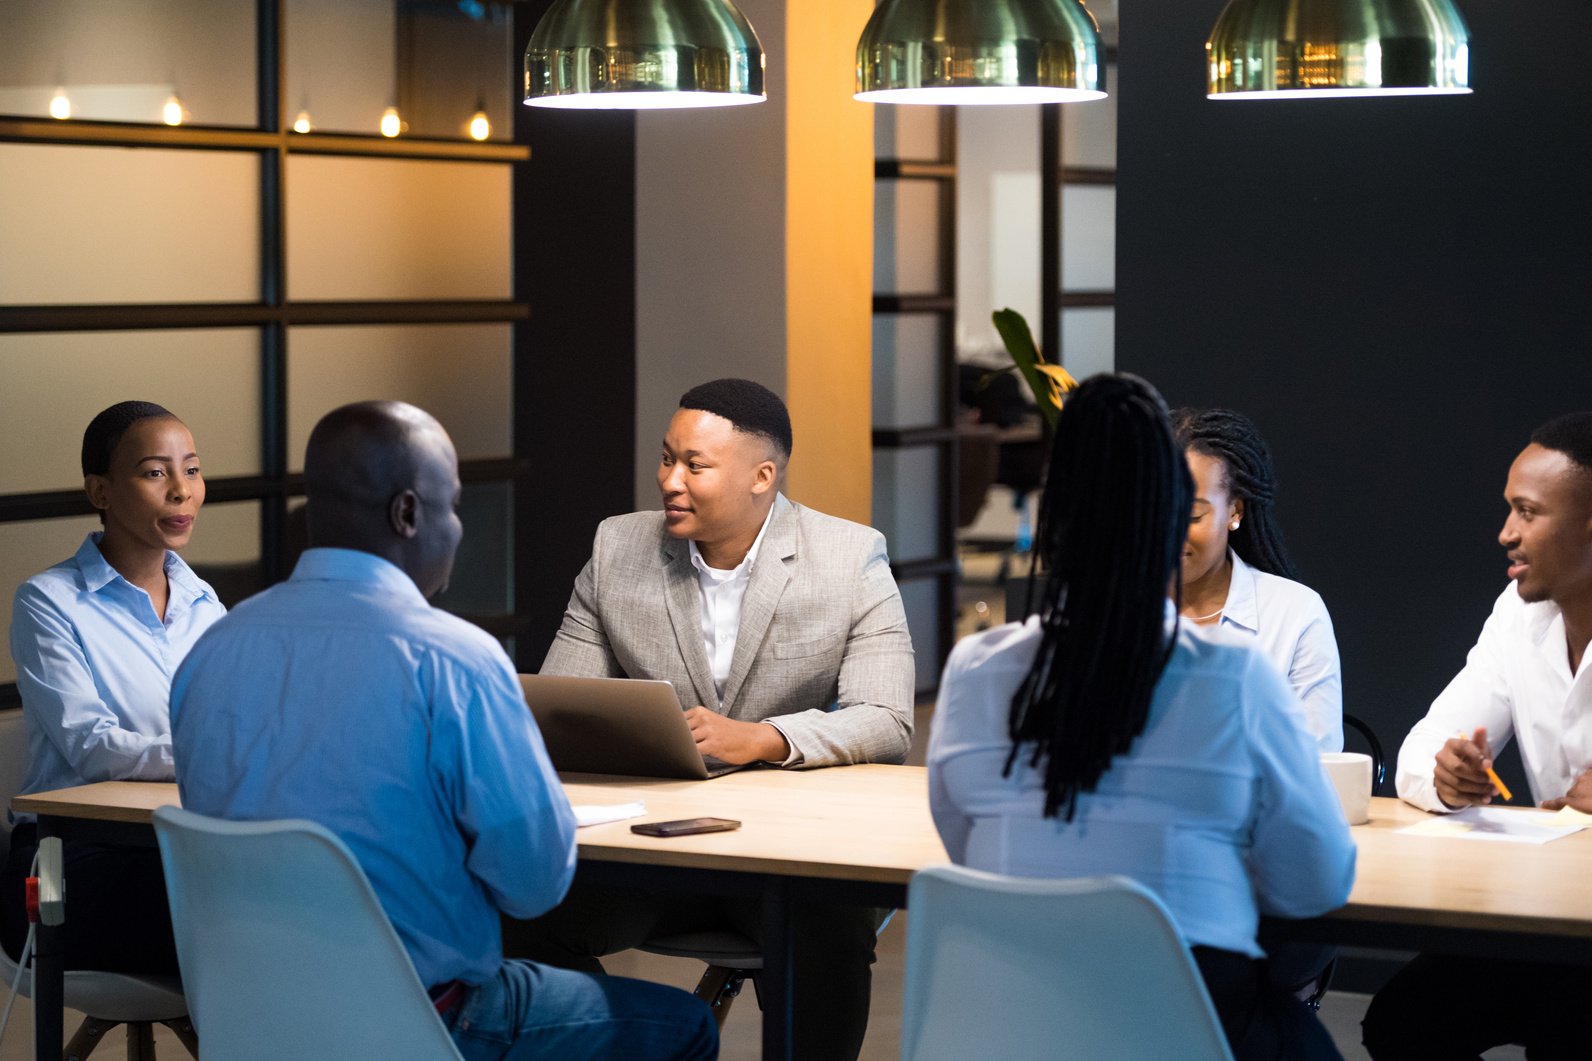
{"left": 15, "top": 773, "right": 1592, "bottom": 1061}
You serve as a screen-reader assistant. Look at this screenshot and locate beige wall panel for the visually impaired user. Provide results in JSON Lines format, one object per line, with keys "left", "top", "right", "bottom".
{"left": 285, "top": 156, "right": 511, "bottom": 301}
{"left": 0, "top": 330, "right": 260, "bottom": 494}
{"left": 286, "top": 324, "right": 511, "bottom": 471}
{"left": 0, "top": 144, "right": 259, "bottom": 305}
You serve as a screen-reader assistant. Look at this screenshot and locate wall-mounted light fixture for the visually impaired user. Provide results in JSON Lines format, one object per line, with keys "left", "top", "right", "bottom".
{"left": 1207, "top": 0, "right": 1471, "bottom": 99}
{"left": 49, "top": 86, "right": 72, "bottom": 120}
{"left": 523, "top": 0, "right": 765, "bottom": 110}
{"left": 380, "top": 105, "right": 404, "bottom": 137}
{"left": 855, "top": 0, "right": 1106, "bottom": 105}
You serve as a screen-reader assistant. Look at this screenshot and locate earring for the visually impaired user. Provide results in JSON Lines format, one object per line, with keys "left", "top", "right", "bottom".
{"left": 1229, "top": 521, "right": 1240, "bottom": 531}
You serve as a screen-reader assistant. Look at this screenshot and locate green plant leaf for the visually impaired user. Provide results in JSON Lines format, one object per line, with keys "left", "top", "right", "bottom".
{"left": 992, "top": 307, "right": 1059, "bottom": 428}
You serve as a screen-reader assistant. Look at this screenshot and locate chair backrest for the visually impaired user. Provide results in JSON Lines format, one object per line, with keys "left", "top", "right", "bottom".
{"left": 0, "top": 710, "right": 27, "bottom": 862}
{"left": 1, "top": 710, "right": 27, "bottom": 981}
{"left": 901, "top": 866, "right": 1234, "bottom": 1061}
{"left": 152, "top": 806, "right": 462, "bottom": 1061}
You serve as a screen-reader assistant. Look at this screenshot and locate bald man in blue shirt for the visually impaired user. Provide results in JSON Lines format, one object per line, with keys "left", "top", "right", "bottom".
{"left": 172, "top": 401, "right": 715, "bottom": 1061}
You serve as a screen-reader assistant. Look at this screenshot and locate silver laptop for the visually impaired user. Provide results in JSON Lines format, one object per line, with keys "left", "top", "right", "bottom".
{"left": 518, "top": 674, "right": 743, "bottom": 780}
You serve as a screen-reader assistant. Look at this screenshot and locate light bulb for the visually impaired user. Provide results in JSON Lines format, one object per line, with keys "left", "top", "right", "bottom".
{"left": 292, "top": 110, "right": 314, "bottom": 134}
{"left": 162, "top": 94, "right": 186, "bottom": 126}
{"left": 379, "top": 106, "right": 403, "bottom": 138}
{"left": 49, "top": 87, "right": 71, "bottom": 120}
{"left": 468, "top": 109, "right": 490, "bottom": 141}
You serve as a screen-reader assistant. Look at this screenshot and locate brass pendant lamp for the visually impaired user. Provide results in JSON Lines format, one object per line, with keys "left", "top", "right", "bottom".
{"left": 1207, "top": 0, "right": 1471, "bottom": 99}
{"left": 524, "top": 0, "right": 765, "bottom": 110}
{"left": 855, "top": 0, "right": 1106, "bottom": 105}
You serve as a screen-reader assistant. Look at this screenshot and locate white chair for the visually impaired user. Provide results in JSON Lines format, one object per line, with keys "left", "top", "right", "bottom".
{"left": 900, "top": 865, "right": 1234, "bottom": 1061}
{"left": 151, "top": 805, "right": 463, "bottom": 1061}
{"left": 0, "top": 709, "right": 194, "bottom": 1060}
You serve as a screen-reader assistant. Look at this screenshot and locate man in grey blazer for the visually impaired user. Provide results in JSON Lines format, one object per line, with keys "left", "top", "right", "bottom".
{"left": 520, "top": 378, "right": 914, "bottom": 1060}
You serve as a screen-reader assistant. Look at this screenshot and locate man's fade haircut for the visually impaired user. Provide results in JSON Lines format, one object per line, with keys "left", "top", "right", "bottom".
{"left": 1530, "top": 412, "right": 1592, "bottom": 478}
{"left": 82, "top": 400, "right": 177, "bottom": 477}
{"left": 678, "top": 378, "right": 793, "bottom": 460}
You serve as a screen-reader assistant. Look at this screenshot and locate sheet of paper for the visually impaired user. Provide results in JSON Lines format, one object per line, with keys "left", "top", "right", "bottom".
{"left": 1397, "top": 806, "right": 1588, "bottom": 844}
{"left": 1546, "top": 805, "right": 1592, "bottom": 827}
{"left": 573, "top": 801, "right": 647, "bottom": 828}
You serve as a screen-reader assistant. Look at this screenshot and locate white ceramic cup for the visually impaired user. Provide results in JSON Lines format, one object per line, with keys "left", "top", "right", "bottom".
{"left": 1320, "top": 752, "right": 1373, "bottom": 825}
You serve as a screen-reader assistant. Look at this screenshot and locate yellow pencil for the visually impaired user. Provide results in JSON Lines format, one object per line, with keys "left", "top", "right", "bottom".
{"left": 1459, "top": 731, "right": 1514, "bottom": 802}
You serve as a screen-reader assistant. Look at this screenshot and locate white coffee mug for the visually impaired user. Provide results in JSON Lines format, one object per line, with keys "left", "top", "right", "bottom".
{"left": 1320, "top": 752, "right": 1373, "bottom": 826}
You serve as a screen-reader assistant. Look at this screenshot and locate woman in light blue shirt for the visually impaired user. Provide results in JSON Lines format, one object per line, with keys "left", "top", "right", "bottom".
{"left": 3, "top": 401, "right": 224, "bottom": 975}
{"left": 929, "top": 375, "right": 1354, "bottom": 1061}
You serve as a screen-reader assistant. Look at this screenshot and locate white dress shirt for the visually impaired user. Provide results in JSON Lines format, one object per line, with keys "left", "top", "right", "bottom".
{"left": 687, "top": 505, "right": 774, "bottom": 703}
{"left": 1396, "top": 583, "right": 1592, "bottom": 813}
{"left": 929, "top": 611, "right": 1355, "bottom": 959}
{"left": 686, "top": 505, "right": 797, "bottom": 765}
{"left": 1212, "top": 551, "right": 1344, "bottom": 751}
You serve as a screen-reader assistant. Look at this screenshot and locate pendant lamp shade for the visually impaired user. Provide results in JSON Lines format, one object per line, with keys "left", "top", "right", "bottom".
{"left": 1207, "top": 0, "right": 1471, "bottom": 99}
{"left": 855, "top": 0, "right": 1106, "bottom": 105}
{"left": 524, "top": 0, "right": 765, "bottom": 109}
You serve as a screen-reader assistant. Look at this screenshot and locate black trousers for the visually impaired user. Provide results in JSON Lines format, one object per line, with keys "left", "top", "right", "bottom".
{"left": 0, "top": 823, "right": 180, "bottom": 977}
{"left": 1363, "top": 953, "right": 1592, "bottom": 1060}
{"left": 1193, "top": 946, "right": 1344, "bottom": 1061}
{"left": 504, "top": 878, "right": 882, "bottom": 1061}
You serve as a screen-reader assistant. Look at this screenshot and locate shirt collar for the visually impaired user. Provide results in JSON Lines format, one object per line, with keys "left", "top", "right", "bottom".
{"left": 688, "top": 501, "right": 777, "bottom": 580}
{"left": 1220, "top": 550, "right": 1260, "bottom": 634}
{"left": 1516, "top": 585, "right": 1566, "bottom": 648}
{"left": 74, "top": 532, "right": 122, "bottom": 593}
{"left": 74, "top": 532, "right": 212, "bottom": 607}
{"left": 289, "top": 547, "right": 430, "bottom": 607}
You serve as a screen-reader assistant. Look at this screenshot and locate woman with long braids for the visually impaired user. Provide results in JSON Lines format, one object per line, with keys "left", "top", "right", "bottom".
{"left": 928, "top": 374, "right": 1354, "bottom": 1060}
{"left": 1174, "top": 407, "right": 1344, "bottom": 750}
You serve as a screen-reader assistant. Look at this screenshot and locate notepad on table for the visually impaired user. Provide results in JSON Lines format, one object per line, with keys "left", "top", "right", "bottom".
{"left": 1398, "top": 806, "right": 1589, "bottom": 844}
{"left": 573, "top": 801, "right": 647, "bottom": 828}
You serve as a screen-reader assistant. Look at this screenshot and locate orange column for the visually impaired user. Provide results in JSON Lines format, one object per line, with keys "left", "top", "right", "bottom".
{"left": 781, "top": 0, "right": 875, "bottom": 524}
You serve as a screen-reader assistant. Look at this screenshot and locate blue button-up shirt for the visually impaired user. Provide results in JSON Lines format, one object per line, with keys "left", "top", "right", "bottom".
{"left": 171, "top": 547, "right": 576, "bottom": 988}
{"left": 10, "top": 533, "right": 224, "bottom": 805}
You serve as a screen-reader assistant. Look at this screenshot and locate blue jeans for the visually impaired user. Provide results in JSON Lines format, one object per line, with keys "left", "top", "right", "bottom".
{"left": 446, "top": 959, "right": 718, "bottom": 1060}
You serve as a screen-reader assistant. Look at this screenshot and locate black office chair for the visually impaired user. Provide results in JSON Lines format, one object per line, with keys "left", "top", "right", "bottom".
{"left": 1344, "top": 714, "right": 1387, "bottom": 794}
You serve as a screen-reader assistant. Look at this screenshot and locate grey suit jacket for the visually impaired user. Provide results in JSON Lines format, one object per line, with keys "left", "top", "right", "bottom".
{"left": 541, "top": 494, "right": 915, "bottom": 767}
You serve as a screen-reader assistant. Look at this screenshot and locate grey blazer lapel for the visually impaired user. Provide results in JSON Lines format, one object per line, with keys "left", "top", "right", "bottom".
{"left": 660, "top": 537, "right": 719, "bottom": 709}
{"left": 721, "top": 497, "right": 796, "bottom": 716}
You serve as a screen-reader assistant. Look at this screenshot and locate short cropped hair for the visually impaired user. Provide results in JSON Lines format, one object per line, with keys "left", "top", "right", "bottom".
{"left": 1531, "top": 412, "right": 1592, "bottom": 476}
{"left": 82, "top": 401, "right": 176, "bottom": 478}
{"left": 679, "top": 378, "right": 793, "bottom": 459}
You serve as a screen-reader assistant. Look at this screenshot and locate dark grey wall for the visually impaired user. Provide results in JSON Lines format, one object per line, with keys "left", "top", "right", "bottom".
{"left": 514, "top": 3, "right": 637, "bottom": 668}
{"left": 1116, "top": 0, "right": 1592, "bottom": 789}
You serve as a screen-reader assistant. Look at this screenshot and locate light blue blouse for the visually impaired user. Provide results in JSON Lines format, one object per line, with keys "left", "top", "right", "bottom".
{"left": 10, "top": 533, "right": 224, "bottom": 804}
{"left": 929, "top": 612, "right": 1356, "bottom": 959}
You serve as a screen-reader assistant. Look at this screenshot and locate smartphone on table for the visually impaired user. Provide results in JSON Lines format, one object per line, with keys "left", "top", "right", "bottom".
{"left": 630, "top": 817, "right": 741, "bottom": 838}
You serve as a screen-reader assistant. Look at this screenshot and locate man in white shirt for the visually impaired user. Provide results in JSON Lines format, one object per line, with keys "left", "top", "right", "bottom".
{"left": 1364, "top": 411, "right": 1592, "bottom": 1058}
{"left": 514, "top": 378, "right": 914, "bottom": 1060}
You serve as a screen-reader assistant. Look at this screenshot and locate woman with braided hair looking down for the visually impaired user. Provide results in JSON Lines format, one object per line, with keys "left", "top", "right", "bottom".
{"left": 1174, "top": 407, "right": 1345, "bottom": 751}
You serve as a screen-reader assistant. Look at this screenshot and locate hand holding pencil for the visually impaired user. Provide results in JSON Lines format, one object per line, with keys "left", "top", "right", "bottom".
{"left": 1433, "top": 726, "right": 1511, "bottom": 809}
